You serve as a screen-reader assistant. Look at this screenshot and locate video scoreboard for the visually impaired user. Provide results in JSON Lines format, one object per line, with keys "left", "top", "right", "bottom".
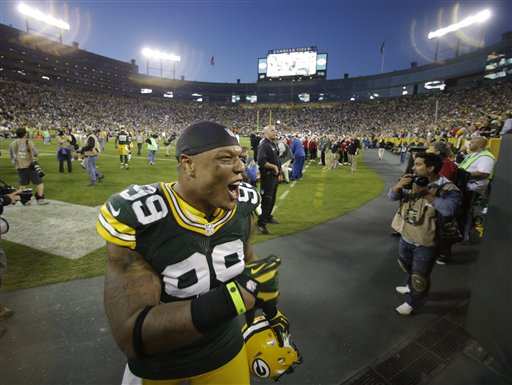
{"left": 258, "top": 46, "right": 327, "bottom": 81}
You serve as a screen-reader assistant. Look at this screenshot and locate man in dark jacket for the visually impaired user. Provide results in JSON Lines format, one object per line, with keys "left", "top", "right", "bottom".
{"left": 256, "top": 125, "right": 280, "bottom": 234}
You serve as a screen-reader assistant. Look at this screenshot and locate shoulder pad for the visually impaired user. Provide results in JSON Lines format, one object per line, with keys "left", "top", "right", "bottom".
{"left": 97, "top": 183, "right": 169, "bottom": 248}
{"left": 237, "top": 182, "right": 261, "bottom": 215}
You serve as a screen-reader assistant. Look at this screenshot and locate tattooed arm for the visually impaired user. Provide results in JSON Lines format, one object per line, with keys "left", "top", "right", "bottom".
{"left": 104, "top": 242, "right": 201, "bottom": 357}
{"left": 104, "top": 241, "right": 257, "bottom": 357}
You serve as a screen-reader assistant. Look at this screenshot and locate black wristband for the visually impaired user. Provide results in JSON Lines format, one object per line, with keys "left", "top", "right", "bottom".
{"left": 133, "top": 306, "right": 154, "bottom": 358}
{"left": 262, "top": 303, "right": 278, "bottom": 318}
{"left": 191, "top": 285, "right": 238, "bottom": 334}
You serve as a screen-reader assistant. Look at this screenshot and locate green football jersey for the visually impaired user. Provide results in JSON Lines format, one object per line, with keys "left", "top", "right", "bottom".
{"left": 97, "top": 181, "right": 260, "bottom": 380}
{"left": 117, "top": 131, "right": 131, "bottom": 145}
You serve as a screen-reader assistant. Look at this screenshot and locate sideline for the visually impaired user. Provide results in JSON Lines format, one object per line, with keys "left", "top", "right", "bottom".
{"left": 274, "top": 159, "right": 313, "bottom": 210}
{"left": 2, "top": 199, "right": 104, "bottom": 259}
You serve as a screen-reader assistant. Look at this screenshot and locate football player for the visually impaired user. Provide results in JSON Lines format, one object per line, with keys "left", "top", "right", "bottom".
{"left": 97, "top": 121, "right": 288, "bottom": 384}
{"left": 117, "top": 126, "right": 131, "bottom": 169}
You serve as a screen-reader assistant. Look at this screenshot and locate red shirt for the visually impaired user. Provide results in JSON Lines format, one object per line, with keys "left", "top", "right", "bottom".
{"left": 440, "top": 158, "right": 458, "bottom": 181}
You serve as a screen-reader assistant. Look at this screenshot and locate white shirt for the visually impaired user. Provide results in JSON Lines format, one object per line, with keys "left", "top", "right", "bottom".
{"left": 464, "top": 152, "right": 495, "bottom": 194}
{"left": 500, "top": 118, "right": 512, "bottom": 136}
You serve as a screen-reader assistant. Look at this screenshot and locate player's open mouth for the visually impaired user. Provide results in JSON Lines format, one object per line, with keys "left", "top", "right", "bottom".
{"left": 228, "top": 181, "right": 240, "bottom": 200}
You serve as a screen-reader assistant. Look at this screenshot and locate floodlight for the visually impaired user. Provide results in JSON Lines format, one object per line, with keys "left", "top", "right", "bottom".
{"left": 428, "top": 9, "right": 490, "bottom": 39}
{"left": 18, "top": 2, "right": 70, "bottom": 30}
{"left": 142, "top": 47, "right": 181, "bottom": 79}
{"left": 142, "top": 48, "right": 180, "bottom": 62}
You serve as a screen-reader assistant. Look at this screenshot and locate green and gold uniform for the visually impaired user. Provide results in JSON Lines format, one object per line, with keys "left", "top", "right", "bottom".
{"left": 117, "top": 131, "right": 131, "bottom": 156}
{"left": 97, "top": 182, "right": 260, "bottom": 381}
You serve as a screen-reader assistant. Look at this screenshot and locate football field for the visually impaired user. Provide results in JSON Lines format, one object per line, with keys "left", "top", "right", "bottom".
{"left": 0, "top": 137, "right": 383, "bottom": 290}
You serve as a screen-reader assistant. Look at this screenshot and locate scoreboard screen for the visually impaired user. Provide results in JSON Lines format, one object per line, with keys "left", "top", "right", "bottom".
{"left": 258, "top": 47, "right": 327, "bottom": 81}
{"left": 267, "top": 51, "right": 317, "bottom": 77}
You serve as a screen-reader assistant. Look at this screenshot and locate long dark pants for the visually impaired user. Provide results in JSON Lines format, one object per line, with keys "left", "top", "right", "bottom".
{"left": 258, "top": 172, "right": 279, "bottom": 225}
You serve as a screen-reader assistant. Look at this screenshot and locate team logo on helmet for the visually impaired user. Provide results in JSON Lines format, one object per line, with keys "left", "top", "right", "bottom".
{"left": 242, "top": 316, "right": 302, "bottom": 381}
{"left": 252, "top": 358, "right": 271, "bottom": 378}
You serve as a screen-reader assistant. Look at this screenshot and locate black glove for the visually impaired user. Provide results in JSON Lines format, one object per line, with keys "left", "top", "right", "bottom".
{"left": 263, "top": 304, "right": 290, "bottom": 347}
{"left": 236, "top": 255, "right": 280, "bottom": 306}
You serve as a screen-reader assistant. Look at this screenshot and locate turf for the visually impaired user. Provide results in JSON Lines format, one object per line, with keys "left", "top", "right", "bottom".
{"left": 0, "top": 137, "right": 383, "bottom": 291}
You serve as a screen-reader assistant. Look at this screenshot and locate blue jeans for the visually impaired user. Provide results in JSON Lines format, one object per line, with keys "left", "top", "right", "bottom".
{"left": 398, "top": 237, "right": 437, "bottom": 309}
{"left": 149, "top": 150, "right": 155, "bottom": 163}
{"left": 86, "top": 155, "right": 102, "bottom": 184}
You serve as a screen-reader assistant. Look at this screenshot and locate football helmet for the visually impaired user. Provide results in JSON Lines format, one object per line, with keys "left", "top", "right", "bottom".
{"left": 242, "top": 316, "right": 302, "bottom": 381}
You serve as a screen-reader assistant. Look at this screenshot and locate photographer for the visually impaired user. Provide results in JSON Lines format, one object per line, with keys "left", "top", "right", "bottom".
{"left": 57, "top": 130, "right": 73, "bottom": 173}
{"left": 164, "top": 132, "right": 176, "bottom": 158}
{"left": 8, "top": 128, "right": 49, "bottom": 205}
{"left": 389, "top": 153, "right": 461, "bottom": 315}
{"left": 78, "top": 127, "right": 104, "bottom": 186}
{"left": 0, "top": 187, "right": 21, "bottom": 321}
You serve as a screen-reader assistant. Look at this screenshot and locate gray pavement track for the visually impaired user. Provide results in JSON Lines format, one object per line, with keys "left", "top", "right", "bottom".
{"left": 0, "top": 149, "right": 491, "bottom": 385}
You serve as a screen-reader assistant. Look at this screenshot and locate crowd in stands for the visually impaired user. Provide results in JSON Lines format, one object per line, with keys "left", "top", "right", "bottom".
{"left": 0, "top": 76, "right": 511, "bottom": 142}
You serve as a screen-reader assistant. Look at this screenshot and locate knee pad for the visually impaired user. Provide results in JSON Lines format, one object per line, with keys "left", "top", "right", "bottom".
{"left": 411, "top": 272, "right": 429, "bottom": 293}
{"left": 397, "top": 258, "right": 410, "bottom": 274}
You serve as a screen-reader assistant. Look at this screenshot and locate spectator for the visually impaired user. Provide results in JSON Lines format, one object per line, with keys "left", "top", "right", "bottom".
{"left": 378, "top": 139, "right": 386, "bottom": 160}
{"left": 428, "top": 141, "right": 459, "bottom": 265}
{"left": 241, "top": 146, "right": 258, "bottom": 186}
{"left": 457, "top": 136, "right": 496, "bottom": 243}
{"left": 347, "top": 134, "right": 361, "bottom": 173}
{"left": 500, "top": 112, "right": 512, "bottom": 136}
{"left": 278, "top": 138, "right": 294, "bottom": 183}
{"left": 290, "top": 133, "right": 306, "bottom": 181}
{"left": 135, "top": 130, "right": 145, "bottom": 156}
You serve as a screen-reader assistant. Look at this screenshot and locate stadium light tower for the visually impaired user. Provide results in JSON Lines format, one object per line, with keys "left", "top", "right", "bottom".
{"left": 428, "top": 9, "right": 491, "bottom": 62}
{"left": 17, "top": 2, "right": 70, "bottom": 44}
{"left": 142, "top": 47, "right": 181, "bottom": 79}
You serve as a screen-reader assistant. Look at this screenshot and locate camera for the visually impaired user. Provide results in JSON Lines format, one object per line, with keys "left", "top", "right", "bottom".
{"left": 0, "top": 183, "right": 33, "bottom": 205}
{"left": 30, "top": 161, "right": 46, "bottom": 177}
{"left": 403, "top": 174, "right": 429, "bottom": 190}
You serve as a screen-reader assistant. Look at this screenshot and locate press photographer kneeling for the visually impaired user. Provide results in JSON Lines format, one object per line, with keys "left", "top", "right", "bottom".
{"left": 389, "top": 152, "right": 462, "bottom": 316}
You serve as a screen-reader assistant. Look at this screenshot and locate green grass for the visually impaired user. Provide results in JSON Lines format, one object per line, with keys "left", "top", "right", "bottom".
{"left": 0, "top": 137, "right": 383, "bottom": 291}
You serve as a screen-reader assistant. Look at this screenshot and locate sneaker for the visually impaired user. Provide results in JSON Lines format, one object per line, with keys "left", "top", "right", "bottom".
{"left": 36, "top": 197, "right": 49, "bottom": 205}
{"left": 120, "top": 163, "right": 125, "bottom": 168}
{"left": 0, "top": 306, "right": 14, "bottom": 321}
{"left": 257, "top": 224, "right": 270, "bottom": 234}
{"left": 87, "top": 183, "right": 96, "bottom": 187}
{"left": 396, "top": 286, "right": 410, "bottom": 295}
{"left": 435, "top": 255, "right": 450, "bottom": 265}
{"left": 396, "top": 302, "right": 414, "bottom": 315}
{"left": 268, "top": 218, "right": 280, "bottom": 224}
{"left": 97, "top": 175, "right": 104, "bottom": 182}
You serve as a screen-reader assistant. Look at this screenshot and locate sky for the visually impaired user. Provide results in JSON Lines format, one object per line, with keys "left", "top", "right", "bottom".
{"left": 1, "top": 1, "right": 511, "bottom": 83}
